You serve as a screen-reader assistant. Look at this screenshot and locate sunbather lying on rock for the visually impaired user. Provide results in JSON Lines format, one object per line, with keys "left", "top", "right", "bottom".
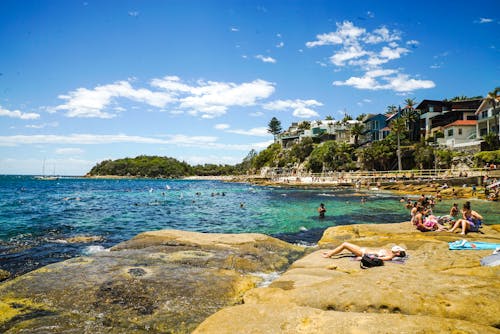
{"left": 322, "top": 242, "right": 406, "bottom": 261}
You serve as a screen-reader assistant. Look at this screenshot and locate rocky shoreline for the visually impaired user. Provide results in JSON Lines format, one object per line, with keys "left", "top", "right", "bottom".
{"left": 1, "top": 223, "right": 499, "bottom": 333}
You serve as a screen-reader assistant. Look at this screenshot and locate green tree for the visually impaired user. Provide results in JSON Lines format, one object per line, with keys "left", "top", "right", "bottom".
{"left": 267, "top": 117, "right": 282, "bottom": 142}
{"left": 290, "top": 137, "right": 314, "bottom": 162}
{"left": 325, "top": 115, "right": 334, "bottom": 120}
{"left": 386, "top": 105, "right": 397, "bottom": 114}
{"left": 403, "top": 98, "right": 420, "bottom": 142}
{"left": 298, "top": 121, "right": 311, "bottom": 130}
{"left": 342, "top": 114, "right": 353, "bottom": 123}
{"left": 482, "top": 132, "right": 500, "bottom": 151}
{"left": 251, "top": 143, "right": 282, "bottom": 170}
{"left": 414, "top": 141, "right": 434, "bottom": 169}
{"left": 485, "top": 87, "right": 500, "bottom": 138}
{"left": 350, "top": 122, "right": 365, "bottom": 146}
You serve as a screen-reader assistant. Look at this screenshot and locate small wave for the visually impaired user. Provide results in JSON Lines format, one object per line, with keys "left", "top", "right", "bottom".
{"left": 253, "top": 271, "right": 282, "bottom": 287}
{"left": 318, "top": 193, "right": 335, "bottom": 197}
{"left": 82, "top": 245, "right": 109, "bottom": 255}
{"left": 299, "top": 226, "right": 308, "bottom": 231}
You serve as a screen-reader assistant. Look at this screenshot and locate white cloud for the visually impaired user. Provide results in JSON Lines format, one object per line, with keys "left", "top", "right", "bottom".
{"left": 0, "top": 106, "right": 40, "bottom": 120}
{"left": 55, "top": 147, "right": 84, "bottom": 155}
{"left": 479, "top": 18, "right": 493, "bottom": 24}
{"left": 249, "top": 111, "right": 264, "bottom": 117}
{"left": 333, "top": 71, "right": 435, "bottom": 92}
{"left": 276, "top": 41, "right": 284, "bottom": 48}
{"left": 263, "top": 99, "right": 323, "bottom": 118}
{"left": 214, "top": 123, "right": 230, "bottom": 130}
{"left": 306, "top": 21, "right": 365, "bottom": 48}
{"left": 54, "top": 76, "right": 275, "bottom": 119}
{"left": 227, "top": 127, "right": 269, "bottom": 136}
{"left": 379, "top": 46, "right": 409, "bottom": 60}
{"left": 231, "top": 27, "right": 239, "bottom": 32}
{"left": 26, "top": 121, "right": 59, "bottom": 129}
{"left": 330, "top": 45, "right": 368, "bottom": 66}
{"left": 307, "top": 21, "right": 435, "bottom": 92}
{"left": 128, "top": 11, "right": 139, "bottom": 17}
{"left": 55, "top": 80, "right": 175, "bottom": 118}
{"left": 255, "top": 55, "right": 277, "bottom": 63}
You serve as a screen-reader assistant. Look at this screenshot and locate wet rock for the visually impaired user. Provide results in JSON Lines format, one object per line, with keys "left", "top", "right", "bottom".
{"left": 0, "top": 230, "right": 305, "bottom": 333}
{"left": 195, "top": 223, "right": 500, "bottom": 333}
{"left": 0, "top": 269, "right": 10, "bottom": 281}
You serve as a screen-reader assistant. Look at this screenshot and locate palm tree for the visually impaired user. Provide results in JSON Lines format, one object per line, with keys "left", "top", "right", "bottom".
{"left": 390, "top": 117, "right": 406, "bottom": 171}
{"left": 403, "top": 98, "right": 419, "bottom": 141}
{"left": 350, "top": 122, "right": 365, "bottom": 146}
{"left": 386, "top": 105, "right": 397, "bottom": 115}
{"left": 325, "top": 115, "right": 334, "bottom": 120}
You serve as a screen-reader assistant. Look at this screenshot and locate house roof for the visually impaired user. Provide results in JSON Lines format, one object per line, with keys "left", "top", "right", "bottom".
{"left": 443, "top": 120, "right": 477, "bottom": 128}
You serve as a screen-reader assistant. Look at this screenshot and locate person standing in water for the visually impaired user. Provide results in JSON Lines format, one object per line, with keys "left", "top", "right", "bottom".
{"left": 318, "top": 203, "right": 326, "bottom": 218}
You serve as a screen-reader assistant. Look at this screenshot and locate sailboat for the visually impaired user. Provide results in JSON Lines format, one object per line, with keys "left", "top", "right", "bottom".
{"left": 35, "top": 159, "right": 59, "bottom": 180}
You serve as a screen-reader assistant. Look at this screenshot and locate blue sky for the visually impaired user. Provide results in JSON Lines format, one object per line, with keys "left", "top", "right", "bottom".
{"left": 0, "top": 0, "right": 498, "bottom": 175}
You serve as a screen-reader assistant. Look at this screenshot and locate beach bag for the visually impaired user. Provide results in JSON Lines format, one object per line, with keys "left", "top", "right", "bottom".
{"left": 360, "top": 254, "right": 384, "bottom": 269}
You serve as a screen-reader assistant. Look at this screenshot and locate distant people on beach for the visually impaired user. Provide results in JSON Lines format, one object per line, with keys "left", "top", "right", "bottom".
{"left": 322, "top": 242, "right": 406, "bottom": 261}
{"left": 317, "top": 203, "right": 326, "bottom": 218}
{"left": 450, "top": 203, "right": 459, "bottom": 218}
{"left": 448, "top": 201, "right": 483, "bottom": 235}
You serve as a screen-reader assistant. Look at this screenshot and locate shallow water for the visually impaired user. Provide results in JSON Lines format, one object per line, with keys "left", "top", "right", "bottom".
{"left": 0, "top": 175, "right": 498, "bottom": 277}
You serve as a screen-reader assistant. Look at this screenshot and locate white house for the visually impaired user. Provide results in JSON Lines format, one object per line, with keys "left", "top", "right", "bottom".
{"left": 439, "top": 120, "right": 479, "bottom": 148}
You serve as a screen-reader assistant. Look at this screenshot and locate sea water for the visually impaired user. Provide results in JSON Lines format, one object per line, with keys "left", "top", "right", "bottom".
{"left": 1, "top": 175, "right": 499, "bottom": 278}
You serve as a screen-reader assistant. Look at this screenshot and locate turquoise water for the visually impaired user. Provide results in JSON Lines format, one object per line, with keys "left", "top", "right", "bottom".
{"left": 0, "top": 175, "right": 498, "bottom": 277}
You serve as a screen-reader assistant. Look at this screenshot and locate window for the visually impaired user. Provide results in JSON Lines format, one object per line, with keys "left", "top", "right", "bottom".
{"left": 458, "top": 128, "right": 462, "bottom": 135}
{"left": 429, "top": 106, "right": 434, "bottom": 112}
{"left": 447, "top": 129, "right": 453, "bottom": 136}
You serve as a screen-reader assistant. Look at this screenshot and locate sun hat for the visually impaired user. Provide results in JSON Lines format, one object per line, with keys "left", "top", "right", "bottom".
{"left": 391, "top": 245, "right": 405, "bottom": 253}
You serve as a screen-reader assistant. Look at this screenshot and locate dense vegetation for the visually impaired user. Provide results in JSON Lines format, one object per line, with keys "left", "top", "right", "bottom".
{"left": 87, "top": 155, "right": 248, "bottom": 178}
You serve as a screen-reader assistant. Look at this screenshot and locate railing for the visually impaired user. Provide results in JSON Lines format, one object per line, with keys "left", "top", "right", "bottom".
{"left": 264, "top": 168, "right": 491, "bottom": 184}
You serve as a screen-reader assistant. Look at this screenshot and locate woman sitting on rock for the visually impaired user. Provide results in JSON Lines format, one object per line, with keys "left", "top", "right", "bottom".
{"left": 448, "top": 201, "right": 483, "bottom": 235}
{"left": 413, "top": 206, "right": 446, "bottom": 232}
{"left": 322, "top": 242, "right": 406, "bottom": 261}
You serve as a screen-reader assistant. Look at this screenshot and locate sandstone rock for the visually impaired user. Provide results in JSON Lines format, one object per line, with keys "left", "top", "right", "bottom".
{"left": 194, "top": 304, "right": 500, "bottom": 334}
{"left": 195, "top": 223, "right": 500, "bottom": 333}
{"left": 0, "top": 269, "right": 10, "bottom": 282}
{"left": 0, "top": 230, "right": 305, "bottom": 333}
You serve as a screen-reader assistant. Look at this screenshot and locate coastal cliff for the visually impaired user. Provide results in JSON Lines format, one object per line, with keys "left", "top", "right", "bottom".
{"left": 1, "top": 224, "right": 499, "bottom": 333}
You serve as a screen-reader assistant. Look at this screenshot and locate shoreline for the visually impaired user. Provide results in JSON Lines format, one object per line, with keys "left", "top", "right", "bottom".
{"left": 85, "top": 173, "right": 498, "bottom": 200}
{"left": 2, "top": 224, "right": 499, "bottom": 333}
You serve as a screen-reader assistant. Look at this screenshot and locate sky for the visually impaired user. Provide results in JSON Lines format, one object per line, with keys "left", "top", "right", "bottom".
{"left": 0, "top": 0, "right": 499, "bottom": 175}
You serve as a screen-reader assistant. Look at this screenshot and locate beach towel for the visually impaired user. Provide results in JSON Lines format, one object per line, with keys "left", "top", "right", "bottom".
{"left": 448, "top": 240, "right": 500, "bottom": 250}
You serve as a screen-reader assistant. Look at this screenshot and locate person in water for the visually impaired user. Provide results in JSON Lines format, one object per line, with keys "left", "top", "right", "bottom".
{"left": 448, "top": 201, "right": 483, "bottom": 235}
{"left": 317, "top": 203, "right": 326, "bottom": 218}
{"left": 322, "top": 242, "right": 406, "bottom": 261}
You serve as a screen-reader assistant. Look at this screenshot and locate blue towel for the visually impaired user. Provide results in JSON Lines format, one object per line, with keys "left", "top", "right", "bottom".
{"left": 448, "top": 239, "right": 500, "bottom": 250}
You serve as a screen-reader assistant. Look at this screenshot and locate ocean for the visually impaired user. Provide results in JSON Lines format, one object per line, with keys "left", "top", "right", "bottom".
{"left": 1, "top": 175, "right": 499, "bottom": 278}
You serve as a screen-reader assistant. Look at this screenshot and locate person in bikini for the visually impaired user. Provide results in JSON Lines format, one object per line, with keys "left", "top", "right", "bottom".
{"left": 322, "top": 242, "right": 406, "bottom": 261}
{"left": 448, "top": 201, "right": 483, "bottom": 235}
